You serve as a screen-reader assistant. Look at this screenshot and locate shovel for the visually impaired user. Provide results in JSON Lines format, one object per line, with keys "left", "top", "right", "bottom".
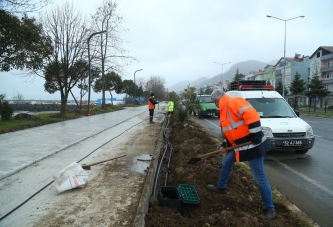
{"left": 81, "top": 154, "right": 126, "bottom": 170}
{"left": 188, "top": 141, "right": 252, "bottom": 164}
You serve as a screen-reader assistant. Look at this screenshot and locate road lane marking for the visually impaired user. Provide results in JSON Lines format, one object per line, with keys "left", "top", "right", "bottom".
{"left": 273, "top": 159, "right": 333, "bottom": 197}
{"left": 302, "top": 120, "right": 317, "bottom": 123}
{"left": 204, "top": 118, "right": 220, "bottom": 128}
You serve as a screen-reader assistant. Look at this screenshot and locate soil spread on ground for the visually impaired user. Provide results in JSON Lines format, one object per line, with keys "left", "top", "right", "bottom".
{"left": 144, "top": 114, "right": 300, "bottom": 227}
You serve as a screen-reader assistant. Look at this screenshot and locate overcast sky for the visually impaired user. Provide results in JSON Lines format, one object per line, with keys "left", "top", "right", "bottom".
{"left": 1, "top": 0, "right": 332, "bottom": 100}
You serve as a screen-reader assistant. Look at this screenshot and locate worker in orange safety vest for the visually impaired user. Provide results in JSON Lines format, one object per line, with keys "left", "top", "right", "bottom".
{"left": 206, "top": 89, "right": 276, "bottom": 220}
{"left": 148, "top": 93, "right": 159, "bottom": 123}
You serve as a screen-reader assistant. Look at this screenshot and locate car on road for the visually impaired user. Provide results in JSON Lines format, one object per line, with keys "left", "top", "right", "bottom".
{"left": 226, "top": 81, "right": 315, "bottom": 154}
{"left": 193, "top": 94, "right": 219, "bottom": 119}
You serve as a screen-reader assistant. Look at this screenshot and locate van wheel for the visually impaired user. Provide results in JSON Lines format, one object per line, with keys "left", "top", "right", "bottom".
{"left": 295, "top": 149, "right": 309, "bottom": 154}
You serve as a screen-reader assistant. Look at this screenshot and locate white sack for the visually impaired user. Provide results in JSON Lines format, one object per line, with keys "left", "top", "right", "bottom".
{"left": 53, "top": 162, "right": 89, "bottom": 193}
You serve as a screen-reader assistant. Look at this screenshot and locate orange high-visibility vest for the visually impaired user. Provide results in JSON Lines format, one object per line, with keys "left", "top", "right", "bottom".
{"left": 218, "top": 94, "right": 268, "bottom": 162}
{"left": 148, "top": 96, "right": 156, "bottom": 109}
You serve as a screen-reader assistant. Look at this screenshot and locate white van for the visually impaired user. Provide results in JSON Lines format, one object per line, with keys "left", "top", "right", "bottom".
{"left": 226, "top": 81, "right": 315, "bottom": 154}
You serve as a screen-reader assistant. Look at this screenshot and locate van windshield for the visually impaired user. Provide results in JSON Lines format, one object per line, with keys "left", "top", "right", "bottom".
{"left": 246, "top": 98, "right": 297, "bottom": 118}
{"left": 199, "top": 96, "right": 213, "bottom": 103}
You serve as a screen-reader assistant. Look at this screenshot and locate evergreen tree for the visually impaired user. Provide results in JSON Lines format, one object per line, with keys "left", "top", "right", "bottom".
{"left": 180, "top": 85, "right": 197, "bottom": 115}
{"left": 275, "top": 81, "right": 288, "bottom": 96}
{"left": 232, "top": 68, "right": 242, "bottom": 82}
{"left": 305, "top": 76, "right": 330, "bottom": 112}
{"left": 94, "top": 71, "right": 123, "bottom": 105}
{"left": 0, "top": 9, "right": 52, "bottom": 72}
{"left": 289, "top": 72, "right": 306, "bottom": 109}
{"left": 204, "top": 86, "right": 213, "bottom": 95}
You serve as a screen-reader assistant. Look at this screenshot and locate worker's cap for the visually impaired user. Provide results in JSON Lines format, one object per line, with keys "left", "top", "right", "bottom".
{"left": 211, "top": 89, "right": 225, "bottom": 102}
{"left": 150, "top": 93, "right": 154, "bottom": 96}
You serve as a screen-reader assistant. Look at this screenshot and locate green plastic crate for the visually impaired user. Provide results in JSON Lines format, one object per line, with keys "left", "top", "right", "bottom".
{"left": 177, "top": 184, "right": 200, "bottom": 204}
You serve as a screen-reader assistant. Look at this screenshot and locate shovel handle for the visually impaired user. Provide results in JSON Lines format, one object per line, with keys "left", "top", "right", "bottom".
{"left": 197, "top": 141, "right": 252, "bottom": 159}
{"left": 82, "top": 154, "right": 126, "bottom": 167}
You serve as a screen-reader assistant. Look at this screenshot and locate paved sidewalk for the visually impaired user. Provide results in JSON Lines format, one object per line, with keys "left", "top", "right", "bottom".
{"left": 0, "top": 104, "right": 167, "bottom": 226}
{"left": 0, "top": 105, "right": 162, "bottom": 180}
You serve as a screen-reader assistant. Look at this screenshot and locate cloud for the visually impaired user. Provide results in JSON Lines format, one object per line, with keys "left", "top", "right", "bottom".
{"left": 1, "top": 0, "right": 332, "bottom": 100}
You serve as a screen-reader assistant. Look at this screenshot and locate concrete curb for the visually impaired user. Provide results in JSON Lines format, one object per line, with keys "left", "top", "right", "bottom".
{"left": 273, "top": 190, "right": 320, "bottom": 227}
{"left": 236, "top": 162, "right": 319, "bottom": 226}
{"left": 133, "top": 112, "right": 167, "bottom": 227}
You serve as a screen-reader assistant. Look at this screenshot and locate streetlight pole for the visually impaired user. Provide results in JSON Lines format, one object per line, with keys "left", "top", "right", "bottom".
{"left": 214, "top": 61, "right": 231, "bottom": 90}
{"left": 266, "top": 15, "right": 304, "bottom": 98}
{"left": 85, "top": 30, "right": 107, "bottom": 116}
{"left": 134, "top": 69, "right": 142, "bottom": 104}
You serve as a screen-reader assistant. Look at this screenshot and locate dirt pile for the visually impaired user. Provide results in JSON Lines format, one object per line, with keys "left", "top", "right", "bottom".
{"left": 144, "top": 115, "right": 300, "bottom": 227}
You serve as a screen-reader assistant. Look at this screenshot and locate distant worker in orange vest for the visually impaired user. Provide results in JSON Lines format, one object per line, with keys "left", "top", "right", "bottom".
{"left": 148, "top": 93, "right": 159, "bottom": 124}
{"left": 206, "top": 89, "right": 276, "bottom": 220}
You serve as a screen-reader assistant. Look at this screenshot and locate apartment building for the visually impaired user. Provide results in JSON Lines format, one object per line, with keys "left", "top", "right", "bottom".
{"left": 308, "top": 46, "right": 333, "bottom": 107}
{"left": 309, "top": 46, "right": 333, "bottom": 98}
{"left": 274, "top": 53, "right": 310, "bottom": 94}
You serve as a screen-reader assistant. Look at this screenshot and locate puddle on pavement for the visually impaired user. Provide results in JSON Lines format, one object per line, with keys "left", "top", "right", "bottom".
{"left": 131, "top": 154, "right": 153, "bottom": 174}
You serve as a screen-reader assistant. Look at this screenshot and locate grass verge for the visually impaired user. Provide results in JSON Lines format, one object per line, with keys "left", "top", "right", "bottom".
{"left": 0, "top": 104, "right": 131, "bottom": 134}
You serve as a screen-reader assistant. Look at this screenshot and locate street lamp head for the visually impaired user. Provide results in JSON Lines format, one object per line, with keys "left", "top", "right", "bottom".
{"left": 267, "top": 15, "right": 272, "bottom": 18}
{"left": 300, "top": 16, "right": 305, "bottom": 18}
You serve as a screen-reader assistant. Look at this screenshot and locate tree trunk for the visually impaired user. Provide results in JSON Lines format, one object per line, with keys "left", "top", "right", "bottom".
{"left": 109, "top": 91, "right": 113, "bottom": 105}
{"left": 313, "top": 98, "right": 317, "bottom": 112}
{"left": 102, "top": 73, "right": 106, "bottom": 109}
{"left": 60, "top": 89, "right": 69, "bottom": 116}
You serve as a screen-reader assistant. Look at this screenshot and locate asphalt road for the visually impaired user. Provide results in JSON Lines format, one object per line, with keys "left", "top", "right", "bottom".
{"left": 195, "top": 114, "right": 333, "bottom": 227}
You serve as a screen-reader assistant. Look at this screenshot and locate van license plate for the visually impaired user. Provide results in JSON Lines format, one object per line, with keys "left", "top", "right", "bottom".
{"left": 283, "top": 141, "right": 302, "bottom": 146}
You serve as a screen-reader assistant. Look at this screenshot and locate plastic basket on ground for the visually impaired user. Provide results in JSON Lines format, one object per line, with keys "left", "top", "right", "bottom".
{"left": 177, "top": 184, "right": 200, "bottom": 204}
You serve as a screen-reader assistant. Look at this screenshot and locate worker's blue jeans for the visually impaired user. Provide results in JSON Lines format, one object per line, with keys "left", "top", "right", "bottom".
{"left": 217, "top": 151, "right": 275, "bottom": 211}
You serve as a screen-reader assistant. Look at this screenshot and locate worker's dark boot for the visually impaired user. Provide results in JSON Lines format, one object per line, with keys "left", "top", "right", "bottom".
{"left": 206, "top": 184, "right": 226, "bottom": 194}
{"left": 149, "top": 116, "right": 154, "bottom": 124}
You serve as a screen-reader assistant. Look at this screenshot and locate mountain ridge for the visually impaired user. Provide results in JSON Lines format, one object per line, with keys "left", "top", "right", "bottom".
{"left": 167, "top": 59, "right": 279, "bottom": 94}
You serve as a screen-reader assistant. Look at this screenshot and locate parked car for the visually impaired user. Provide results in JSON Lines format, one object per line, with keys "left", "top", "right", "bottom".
{"left": 193, "top": 95, "right": 219, "bottom": 119}
{"left": 226, "top": 80, "right": 315, "bottom": 154}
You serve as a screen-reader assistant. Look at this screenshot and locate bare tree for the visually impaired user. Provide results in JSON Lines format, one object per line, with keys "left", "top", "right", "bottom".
{"left": 1, "top": 0, "right": 53, "bottom": 13}
{"left": 12, "top": 91, "right": 24, "bottom": 101}
{"left": 90, "top": 0, "right": 136, "bottom": 108}
{"left": 144, "top": 75, "right": 166, "bottom": 100}
{"left": 39, "top": 2, "right": 90, "bottom": 115}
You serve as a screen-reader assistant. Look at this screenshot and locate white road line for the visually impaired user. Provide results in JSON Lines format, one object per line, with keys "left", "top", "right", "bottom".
{"left": 204, "top": 118, "right": 220, "bottom": 128}
{"left": 274, "top": 159, "right": 333, "bottom": 197}
{"left": 303, "top": 120, "right": 317, "bottom": 123}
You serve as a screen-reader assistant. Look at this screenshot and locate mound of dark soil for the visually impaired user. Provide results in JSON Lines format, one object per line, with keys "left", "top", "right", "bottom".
{"left": 14, "top": 113, "right": 40, "bottom": 120}
{"left": 144, "top": 115, "right": 299, "bottom": 227}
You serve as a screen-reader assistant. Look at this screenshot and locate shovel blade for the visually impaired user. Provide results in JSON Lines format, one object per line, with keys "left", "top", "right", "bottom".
{"left": 81, "top": 164, "right": 91, "bottom": 170}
